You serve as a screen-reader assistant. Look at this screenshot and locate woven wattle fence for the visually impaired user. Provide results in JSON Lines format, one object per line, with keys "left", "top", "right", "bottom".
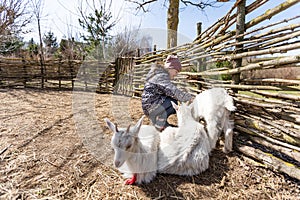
{"left": 120, "top": 0, "right": 300, "bottom": 180}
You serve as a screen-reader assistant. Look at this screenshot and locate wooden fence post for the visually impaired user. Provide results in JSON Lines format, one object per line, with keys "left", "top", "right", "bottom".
{"left": 232, "top": 0, "right": 246, "bottom": 87}
{"left": 68, "top": 56, "right": 74, "bottom": 90}
{"left": 136, "top": 48, "right": 140, "bottom": 57}
{"left": 22, "top": 57, "right": 27, "bottom": 87}
{"left": 153, "top": 45, "right": 157, "bottom": 55}
{"left": 58, "top": 56, "right": 62, "bottom": 89}
{"left": 197, "top": 22, "right": 202, "bottom": 36}
{"left": 39, "top": 53, "right": 44, "bottom": 88}
{"left": 114, "top": 58, "right": 119, "bottom": 87}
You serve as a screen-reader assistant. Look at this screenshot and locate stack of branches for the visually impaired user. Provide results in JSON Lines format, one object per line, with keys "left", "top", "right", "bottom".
{"left": 233, "top": 89, "right": 300, "bottom": 180}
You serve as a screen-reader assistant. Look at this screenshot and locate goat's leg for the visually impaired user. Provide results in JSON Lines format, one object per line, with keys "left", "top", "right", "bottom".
{"left": 223, "top": 117, "right": 233, "bottom": 153}
{"left": 220, "top": 111, "right": 233, "bottom": 153}
{"left": 206, "top": 119, "right": 219, "bottom": 150}
{"left": 223, "top": 128, "right": 233, "bottom": 153}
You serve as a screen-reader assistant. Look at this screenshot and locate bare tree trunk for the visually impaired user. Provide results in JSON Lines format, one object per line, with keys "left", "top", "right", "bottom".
{"left": 31, "top": 0, "right": 45, "bottom": 88}
{"left": 167, "top": 0, "right": 179, "bottom": 48}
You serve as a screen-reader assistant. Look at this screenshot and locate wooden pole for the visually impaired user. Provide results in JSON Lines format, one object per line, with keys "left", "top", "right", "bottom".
{"left": 136, "top": 48, "right": 140, "bottom": 57}
{"left": 197, "top": 22, "right": 202, "bottom": 36}
{"left": 58, "top": 56, "right": 62, "bottom": 89}
{"left": 22, "top": 56, "right": 27, "bottom": 87}
{"left": 232, "top": 0, "right": 246, "bottom": 86}
{"left": 196, "top": 21, "right": 204, "bottom": 91}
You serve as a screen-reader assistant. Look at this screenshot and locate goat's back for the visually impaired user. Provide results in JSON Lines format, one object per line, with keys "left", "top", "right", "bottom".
{"left": 192, "top": 88, "right": 235, "bottom": 120}
{"left": 136, "top": 125, "right": 160, "bottom": 152}
{"left": 158, "top": 121, "right": 210, "bottom": 176}
{"left": 191, "top": 88, "right": 236, "bottom": 151}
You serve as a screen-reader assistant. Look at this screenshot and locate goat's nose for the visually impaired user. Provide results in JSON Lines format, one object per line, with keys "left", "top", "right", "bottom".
{"left": 114, "top": 160, "right": 120, "bottom": 168}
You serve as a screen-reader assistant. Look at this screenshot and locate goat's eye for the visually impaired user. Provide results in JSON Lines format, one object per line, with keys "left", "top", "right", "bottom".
{"left": 125, "top": 144, "right": 131, "bottom": 150}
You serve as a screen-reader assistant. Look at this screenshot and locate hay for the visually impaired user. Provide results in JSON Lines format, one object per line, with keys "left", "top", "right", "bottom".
{"left": 0, "top": 89, "right": 299, "bottom": 199}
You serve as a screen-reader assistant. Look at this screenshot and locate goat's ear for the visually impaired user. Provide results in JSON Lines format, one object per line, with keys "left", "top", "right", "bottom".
{"left": 132, "top": 115, "right": 144, "bottom": 135}
{"left": 104, "top": 118, "right": 117, "bottom": 133}
{"left": 171, "top": 101, "right": 179, "bottom": 111}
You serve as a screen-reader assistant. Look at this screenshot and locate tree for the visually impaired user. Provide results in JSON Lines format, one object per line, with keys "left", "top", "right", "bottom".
{"left": 43, "top": 31, "right": 58, "bottom": 57}
{"left": 0, "top": 0, "right": 32, "bottom": 54}
{"left": 43, "top": 31, "right": 58, "bottom": 48}
{"left": 27, "top": 38, "right": 38, "bottom": 58}
{"left": 58, "top": 38, "right": 87, "bottom": 60}
{"left": 126, "top": 0, "right": 217, "bottom": 48}
{"left": 78, "top": 0, "right": 117, "bottom": 59}
{"left": 0, "top": 36, "right": 24, "bottom": 55}
{"left": 30, "top": 0, "right": 45, "bottom": 57}
{"left": 108, "top": 27, "right": 153, "bottom": 57}
{"left": 30, "top": 0, "right": 46, "bottom": 86}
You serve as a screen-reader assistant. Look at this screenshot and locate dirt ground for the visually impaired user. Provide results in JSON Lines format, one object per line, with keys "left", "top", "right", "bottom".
{"left": 0, "top": 88, "right": 299, "bottom": 200}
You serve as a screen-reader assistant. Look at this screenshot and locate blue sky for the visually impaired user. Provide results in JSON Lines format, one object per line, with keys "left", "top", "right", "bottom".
{"left": 23, "top": 0, "right": 234, "bottom": 44}
{"left": 24, "top": 0, "right": 300, "bottom": 50}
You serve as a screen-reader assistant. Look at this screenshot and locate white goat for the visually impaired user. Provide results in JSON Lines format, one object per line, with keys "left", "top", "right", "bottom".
{"left": 105, "top": 116, "right": 160, "bottom": 185}
{"left": 191, "top": 88, "right": 236, "bottom": 153}
{"left": 105, "top": 88, "right": 235, "bottom": 184}
{"left": 158, "top": 102, "right": 211, "bottom": 176}
{"left": 105, "top": 103, "right": 211, "bottom": 184}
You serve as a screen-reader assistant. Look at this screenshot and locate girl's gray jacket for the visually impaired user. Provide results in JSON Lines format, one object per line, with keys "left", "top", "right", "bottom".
{"left": 141, "top": 65, "right": 192, "bottom": 116}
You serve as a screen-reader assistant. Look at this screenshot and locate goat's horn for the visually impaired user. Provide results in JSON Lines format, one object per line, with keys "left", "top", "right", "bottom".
{"left": 115, "top": 123, "right": 119, "bottom": 132}
{"left": 126, "top": 125, "right": 131, "bottom": 133}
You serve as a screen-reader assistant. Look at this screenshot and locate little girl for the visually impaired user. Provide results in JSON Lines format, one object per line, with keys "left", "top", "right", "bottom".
{"left": 142, "top": 55, "right": 193, "bottom": 131}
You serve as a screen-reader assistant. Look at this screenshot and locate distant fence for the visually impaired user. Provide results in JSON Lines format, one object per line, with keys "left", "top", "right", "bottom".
{"left": 0, "top": 57, "right": 134, "bottom": 94}
{"left": 0, "top": 57, "right": 81, "bottom": 89}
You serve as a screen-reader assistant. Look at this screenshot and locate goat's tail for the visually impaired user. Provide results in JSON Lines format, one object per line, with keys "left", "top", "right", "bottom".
{"left": 224, "top": 94, "right": 236, "bottom": 112}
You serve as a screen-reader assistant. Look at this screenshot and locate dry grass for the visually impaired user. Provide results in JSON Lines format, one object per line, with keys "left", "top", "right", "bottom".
{"left": 0, "top": 89, "right": 299, "bottom": 200}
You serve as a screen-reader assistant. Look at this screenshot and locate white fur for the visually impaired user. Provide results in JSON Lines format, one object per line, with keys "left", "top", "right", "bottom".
{"left": 105, "top": 105, "right": 211, "bottom": 183}
{"left": 157, "top": 102, "right": 211, "bottom": 175}
{"left": 105, "top": 116, "right": 160, "bottom": 184}
{"left": 191, "top": 88, "right": 236, "bottom": 153}
{"left": 105, "top": 88, "right": 236, "bottom": 184}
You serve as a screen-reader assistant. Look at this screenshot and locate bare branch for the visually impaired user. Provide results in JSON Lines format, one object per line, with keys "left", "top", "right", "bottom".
{"left": 125, "top": 0, "right": 158, "bottom": 12}
{"left": 0, "top": 0, "right": 32, "bottom": 35}
{"left": 180, "top": 0, "right": 217, "bottom": 9}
